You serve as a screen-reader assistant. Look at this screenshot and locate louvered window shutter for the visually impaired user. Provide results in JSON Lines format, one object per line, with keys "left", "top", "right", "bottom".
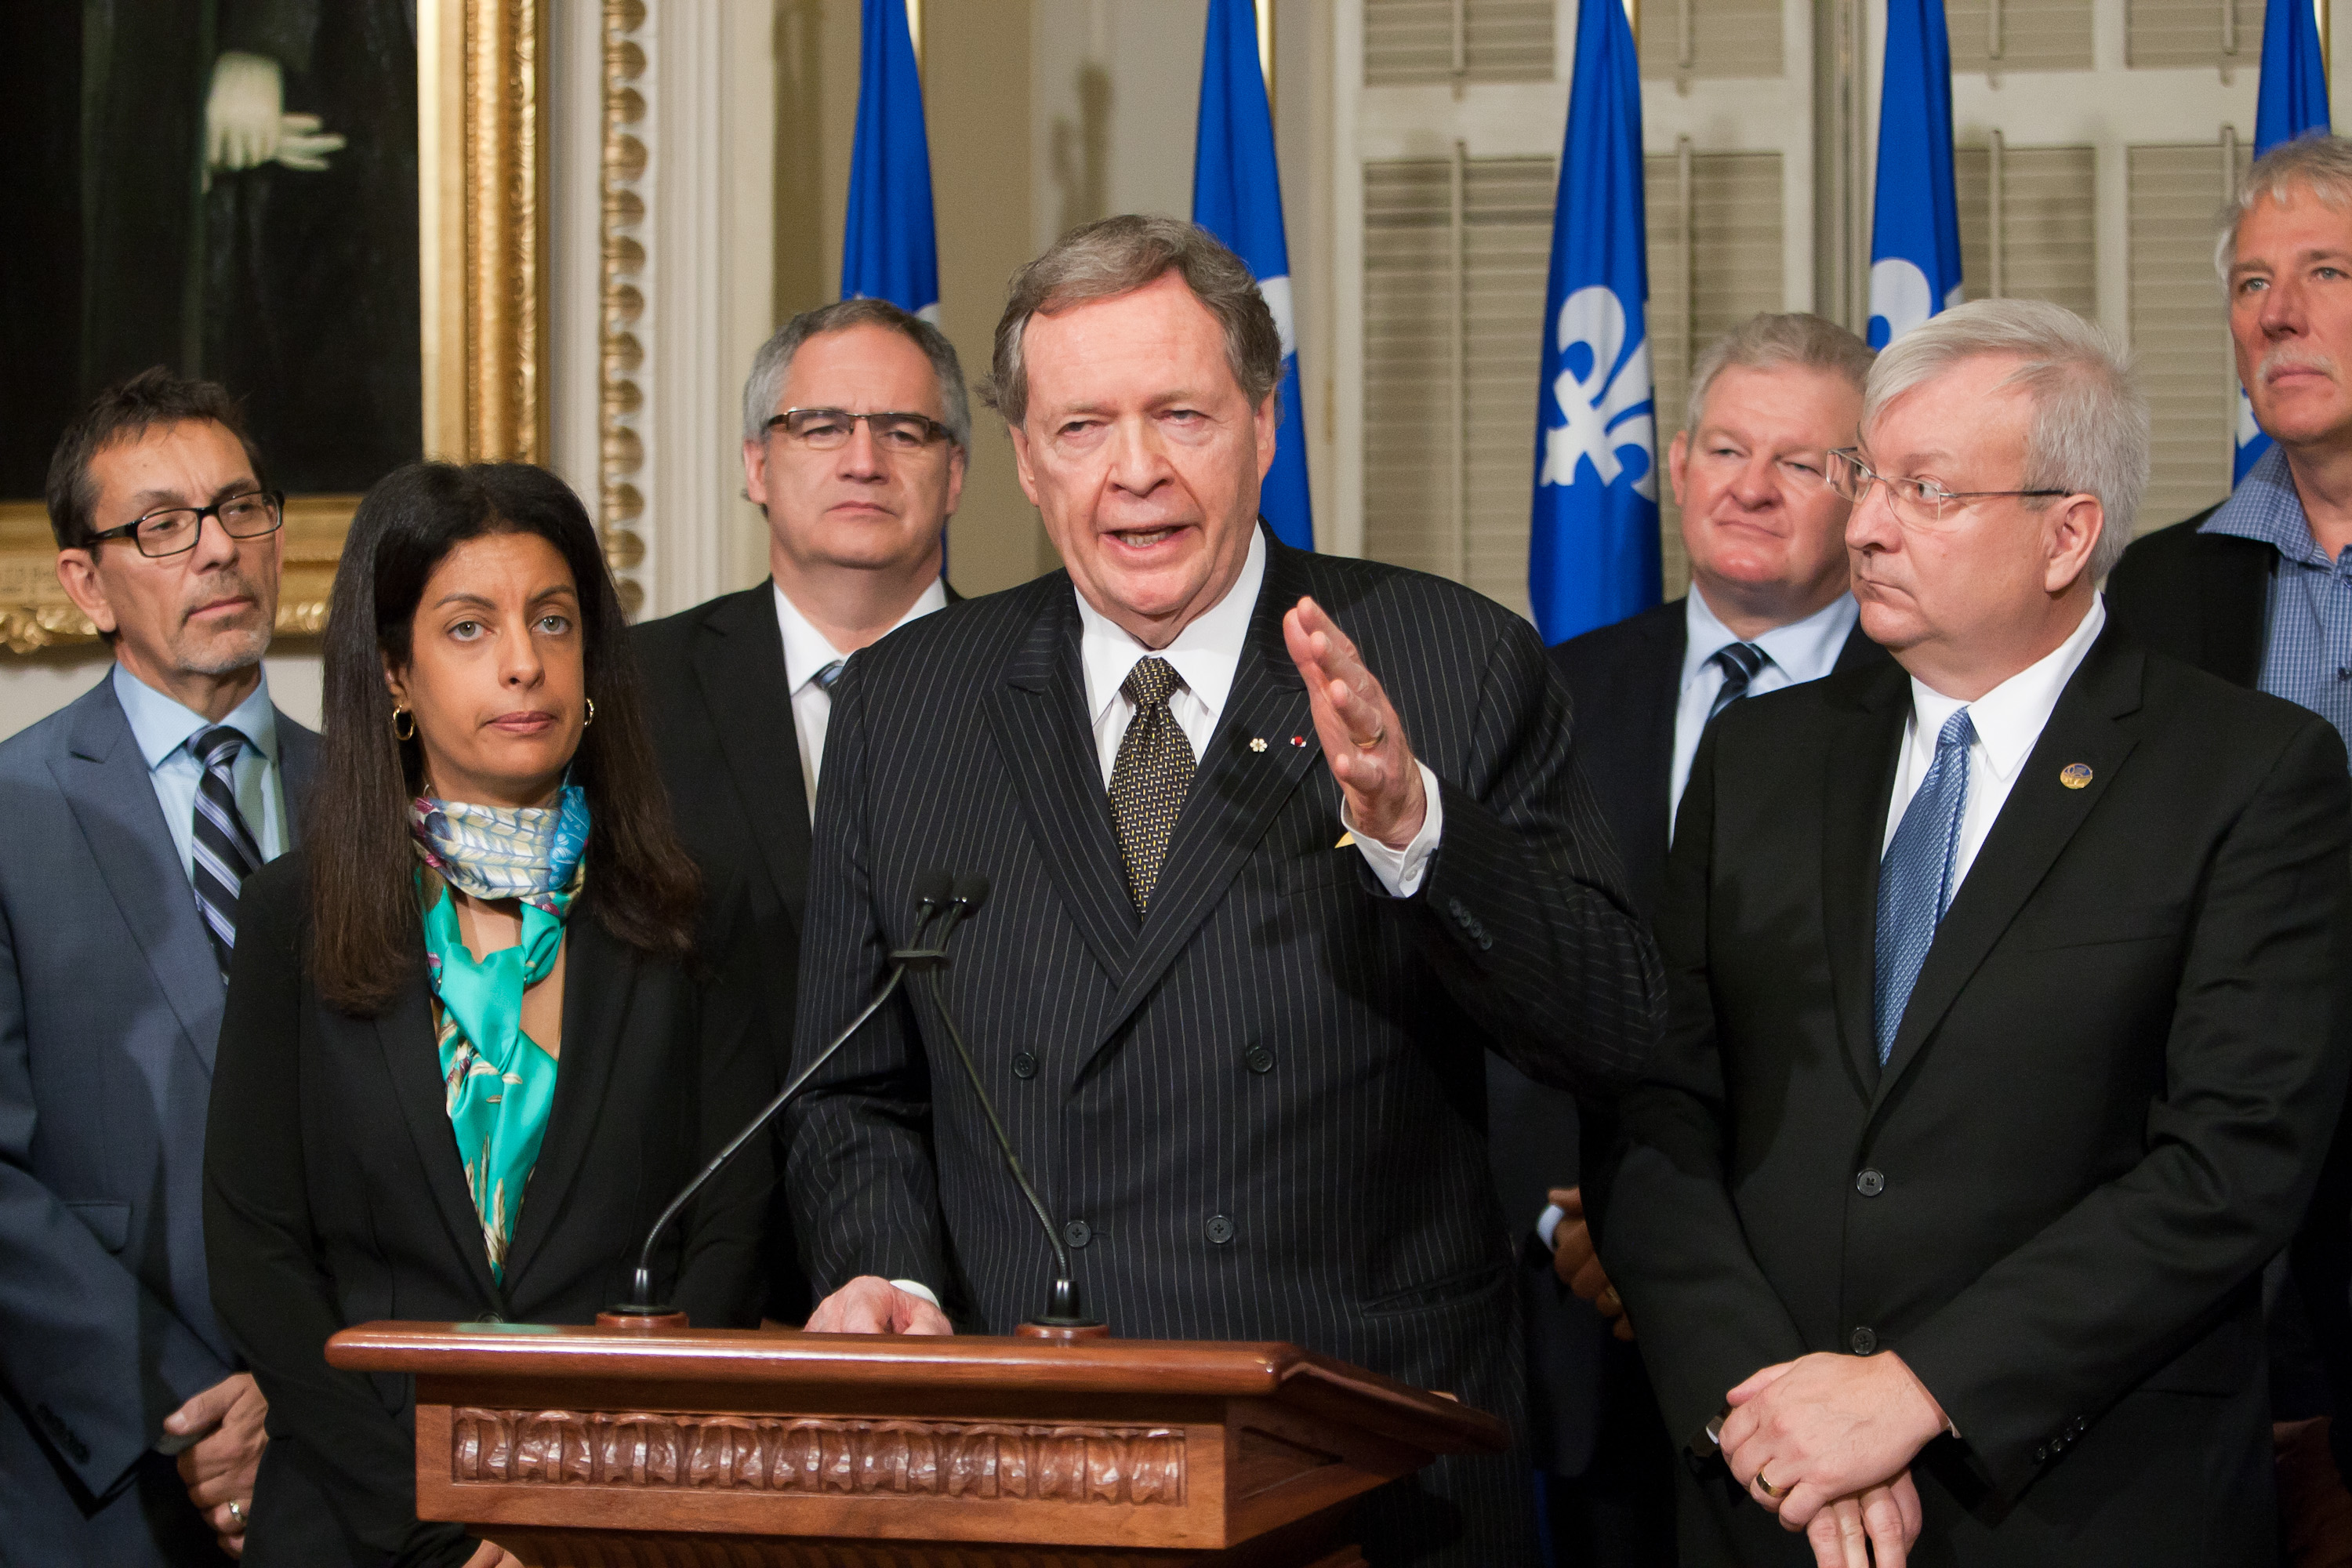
{"left": 1365, "top": 0, "right": 1556, "bottom": 87}
{"left": 2129, "top": 140, "right": 2249, "bottom": 533}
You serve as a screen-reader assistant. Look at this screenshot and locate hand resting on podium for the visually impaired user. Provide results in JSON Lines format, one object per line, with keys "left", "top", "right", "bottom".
{"left": 806, "top": 1275, "right": 953, "bottom": 1334}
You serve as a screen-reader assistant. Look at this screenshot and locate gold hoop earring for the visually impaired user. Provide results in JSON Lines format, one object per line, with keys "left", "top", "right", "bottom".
{"left": 583, "top": 697, "right": 596, "bottom": 727}
{"left": 391, "top": 706, "right": 416, "bottom": 742}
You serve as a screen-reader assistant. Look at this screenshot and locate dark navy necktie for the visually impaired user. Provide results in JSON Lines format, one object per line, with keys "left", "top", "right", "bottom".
{"left": 1707, "top": 641, "right": 1769, "bottom": 724}
{"left": 1873, "top": 710, "right": 1976, "bottom": 1064}
{"left": 190, "top": 726, "right": 263, "bottom": 982}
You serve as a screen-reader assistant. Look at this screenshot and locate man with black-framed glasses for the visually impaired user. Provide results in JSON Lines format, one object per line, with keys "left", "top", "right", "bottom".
{"left": 0, "top": 367, "right": 318, "bottom": 1566}
{"left": 633, "top": 297, "right": 967, "bottom": 1327}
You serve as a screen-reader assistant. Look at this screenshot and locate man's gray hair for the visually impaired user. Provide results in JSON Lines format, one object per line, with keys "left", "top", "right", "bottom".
{"left": 1683, "top": 313, "right": 1875, "bottom": 434}
{"left": 740, "top": 297, "right": 971, "bottom": 451}
{"left": 977, "top": 214, "right": 1283, "bottom": 428}
{"left": 2216, "top": 132, "right": 2352, "bottom": 278}
{"left": 1862, "top": 298, "right": 2149, "bottom": 579}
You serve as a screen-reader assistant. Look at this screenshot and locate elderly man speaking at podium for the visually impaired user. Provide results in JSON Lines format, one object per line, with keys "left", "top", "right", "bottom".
{"left": 782, "top": 215, "right": 1662, "bottom": 1565}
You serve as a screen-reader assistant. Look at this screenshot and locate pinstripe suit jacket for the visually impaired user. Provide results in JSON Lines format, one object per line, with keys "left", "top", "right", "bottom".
{"left": 786, "top": 529, "right": 1664, "bottom": 1563}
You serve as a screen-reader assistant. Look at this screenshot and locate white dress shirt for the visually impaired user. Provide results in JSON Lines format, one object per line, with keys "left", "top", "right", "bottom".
{"left": 1669, "top": 588, "right": 1860, "bottom": 829}
{"left": 1073, "top": 525, "right": 1446, "bottom": 897}
{"left": 1881, "top": 593, "right": 2107, "bottom": 893}
{"left": 775, "top": 577, "right": 949, "bottom": 818}
{"left": 112, "top": 662, "right": 288, "bottom": 883}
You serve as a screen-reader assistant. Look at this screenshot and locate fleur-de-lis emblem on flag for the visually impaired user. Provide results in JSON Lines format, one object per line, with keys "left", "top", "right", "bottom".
{"left": 1537, "top": 285, "right": 1657, "bottom": 500}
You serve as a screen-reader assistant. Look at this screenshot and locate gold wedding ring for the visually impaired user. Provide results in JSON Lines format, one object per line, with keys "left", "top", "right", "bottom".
{"left": 1352, "top": 724, "right": 1386, "bottom": 750}
{"left": 1755, "top": 1470, "right": 1790, "bottom": 1501}
{"left": 227, "top": 1499, "right": 248, "bottom": 1526}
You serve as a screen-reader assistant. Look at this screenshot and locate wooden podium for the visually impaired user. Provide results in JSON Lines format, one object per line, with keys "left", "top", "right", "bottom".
{"left": 327, "top": 1321, "right": 1507, "bottom": 1566}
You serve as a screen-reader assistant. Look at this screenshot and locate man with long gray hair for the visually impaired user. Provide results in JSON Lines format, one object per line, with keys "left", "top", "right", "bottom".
{"left": 634, "top": 296, "right": 967, "bottom": 1323}
{"left": 1600, "top": 297, "right": 2352, "bottom": 1566}
{"left": 2107, "top": 131, "right": 2352, "bottom": 1512}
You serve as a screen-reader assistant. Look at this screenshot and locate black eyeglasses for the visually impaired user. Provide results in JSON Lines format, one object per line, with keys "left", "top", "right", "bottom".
{"left": 764, "top": 408, "right": 955, "bottom": 452}
{"left": 88, "top": 491, "right": 285, "bottom": 558}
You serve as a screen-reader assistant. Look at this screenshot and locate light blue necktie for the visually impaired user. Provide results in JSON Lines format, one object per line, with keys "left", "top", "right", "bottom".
{"left": 1874, "top": 710, "right": 1975, "bottom": 1065}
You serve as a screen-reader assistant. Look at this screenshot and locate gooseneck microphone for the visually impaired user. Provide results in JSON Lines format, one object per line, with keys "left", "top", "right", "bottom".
{"left": 612, "top": 873, "right": 967, "bottom": 1316}
{"left": 915, "top": 877, "right": 1102, "bottom": 1331}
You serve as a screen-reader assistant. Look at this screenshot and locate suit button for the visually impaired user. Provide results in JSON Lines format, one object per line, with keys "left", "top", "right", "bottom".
{"left": 1063, "top": 1220, "right": 1091, "bottom": 1248}
{"left": 2035, "top": 1443, "right": 2049, "bottom": 1462}
{"left": 1011, "top": 1052, "right": 1038, "bottom": 1080}
{"left": 1850, "top": 1326, "right": 1877, "bottom": 1355}
{"left": 1243, "top": 1047, "right": 1276, "bottom": 1073}
{"left": 1855, "top": 1169, "right": 1886, "bottom": 1196}
{"left": 1477, "top": 935, "right": 1494, "bottom": 951}
{"left": 1206, "top": 1215, "right": 1236, "bottom": 1244}
{"left": 1447, "top": 897, "right": 1468, "bottom": 920}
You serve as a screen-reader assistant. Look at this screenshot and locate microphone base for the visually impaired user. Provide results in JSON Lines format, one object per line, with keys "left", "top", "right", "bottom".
{"left": 1016, "top": 1317, "right": 1109, "bottom": 1342}
{"left": 597, "top": 1305, "right": 690, "bottom": 1330}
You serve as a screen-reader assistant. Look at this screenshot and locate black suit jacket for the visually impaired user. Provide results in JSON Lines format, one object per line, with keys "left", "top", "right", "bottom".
{"left": 785, "top": 531, "right": 1664, "bottom": 1564}
{"left": 203, "top": 853, "right": 771, "bottom": 1568}
{"left": 1492, "top": 598, "right": 1885, "bottom": 1486}
{"left": 1599, "top": 626, "right": 2352, "bottom": 1565}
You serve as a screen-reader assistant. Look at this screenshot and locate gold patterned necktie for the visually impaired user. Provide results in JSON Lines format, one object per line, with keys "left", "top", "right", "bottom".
{"left": 1108, "top": 655, "right": 1196, "bottom": 914}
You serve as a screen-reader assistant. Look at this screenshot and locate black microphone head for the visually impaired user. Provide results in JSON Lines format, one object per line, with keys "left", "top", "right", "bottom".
{"left": 913, "top": 870, "right": 955, "bottom": 909}
{"left": 950, "top": 874, "right": 991, "bottom": 913}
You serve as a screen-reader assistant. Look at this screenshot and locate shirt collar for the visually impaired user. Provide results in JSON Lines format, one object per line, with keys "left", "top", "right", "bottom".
{"left": 111, "top": 661, "right": 278, "bottom": 773}
{"left": 1907, "top": 593, "right": 2107, "bottom": 784}
{"left": 772, "top": 576, "right": 949, "bottom": 695}
{"left": 1076, "top": 522, "right": 1269, "bottom": 727}
{"left": 1679, "top": 586, "right": 1861, "bottom": 694}
{"left": 2201, "top": 444, "right": 2332, "bottom": 567}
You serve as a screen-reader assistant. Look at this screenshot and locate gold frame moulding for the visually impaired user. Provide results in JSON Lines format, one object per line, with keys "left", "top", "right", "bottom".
{"left": 0, "top": 0, "right": 548, "bottom": 655}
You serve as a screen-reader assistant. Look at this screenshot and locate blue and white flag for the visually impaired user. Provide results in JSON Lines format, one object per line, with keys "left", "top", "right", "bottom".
{"left": 2238, "top": 0, "right": 2332, "bottom": 479}
{"left": 1530, "top": 0, "right": 1660, "bottom": 644}
{"left": 1194, "top": 0, "right": 1312, "bottom": 550}
{"left": 1869, "top": 0, "right": 1963, "bottom": 349}
{"left": 841, "top": 0, "right": 939, "bottom": 321}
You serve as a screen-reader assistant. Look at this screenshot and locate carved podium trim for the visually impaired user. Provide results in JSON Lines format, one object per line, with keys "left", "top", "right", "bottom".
{"left": 452, "top": 1408, "right": 1185, "bottom": 1505}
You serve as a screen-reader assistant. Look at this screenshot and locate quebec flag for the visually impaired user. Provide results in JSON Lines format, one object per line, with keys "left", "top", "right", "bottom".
{"left": 2238, "top": 0, "right": 2332, "bottom": 479}
{"left": 1194, "top": 0, "right": 1313, "bottom": 550}
{"left": 1530, "top": 0, "right": 1660, "bottom": 644}
{"left": 1869, "top": 0, "right": 1963, "bottom": 349}
{"left": 842, "top": 0, "right": 939, "bottom": 322}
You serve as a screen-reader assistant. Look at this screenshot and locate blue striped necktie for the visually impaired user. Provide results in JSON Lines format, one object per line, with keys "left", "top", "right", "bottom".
{"left": 1707, "top": 641, "right": 1769, "bottom": 724}
{"left": 1873, "top": 710, "right": 1975, "bottom": 1064}
{"left": 190, "top": 726, "right": 263, "bottom": 982}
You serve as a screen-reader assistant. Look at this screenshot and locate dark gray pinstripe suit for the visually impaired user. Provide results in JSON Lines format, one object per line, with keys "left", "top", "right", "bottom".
{"left": 786, "top": 528, "right": 1664, "bottom": 1565}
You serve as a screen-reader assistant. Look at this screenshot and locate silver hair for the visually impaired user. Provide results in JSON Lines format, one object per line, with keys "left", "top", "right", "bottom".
{"left": 1683, "top": 312, "right": 1875, "bottom": 434}
{"left": 2215, "top": 132, "right": 2352, "bottom": 278}
{"left": 1861, "top": 298, "right": 2149, "bottom": 580}
{"left": 739, "top": 297, "right": 971, "bottom": 451}
{"left": 977, "top": 214, "right": 1283, "bottom": 428}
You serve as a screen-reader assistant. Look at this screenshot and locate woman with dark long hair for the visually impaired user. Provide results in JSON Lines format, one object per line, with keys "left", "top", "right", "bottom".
{"left": 204, "top": 463, "right": 770, "bottom": 1568}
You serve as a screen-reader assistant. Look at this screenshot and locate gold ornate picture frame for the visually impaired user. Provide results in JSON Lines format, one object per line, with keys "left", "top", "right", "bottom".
{"left": 0, "top": 0, "right": 546, "bottom": 655}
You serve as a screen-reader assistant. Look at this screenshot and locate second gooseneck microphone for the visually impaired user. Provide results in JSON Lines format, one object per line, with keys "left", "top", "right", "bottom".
{"left": 913, "top": 877, "right": 1101, "bottom": 1331}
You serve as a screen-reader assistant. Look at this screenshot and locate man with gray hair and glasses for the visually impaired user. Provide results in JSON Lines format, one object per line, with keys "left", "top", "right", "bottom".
{"left": 634, "top": 296, "right": 967, "bottom": 1323}
{"left": 1513, "top": 311, "right": 1883, "bottom": 1565}
{"left": 1599, "top": 297, "right": 2352, "bottom": 1566}
{"left": 2108, "top": 132, "right": 2352, "bottom": 1512}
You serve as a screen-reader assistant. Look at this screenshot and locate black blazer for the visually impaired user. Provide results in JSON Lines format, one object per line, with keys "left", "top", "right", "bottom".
{"left": 203, "top": 853, "right": 772, "bottom": 1568}
{"left": 1597, "top": 626, "right": 2352, "bottom": 1565}
{"left": 1546, "top": 595, "right": 1889, "bottom": 918}
{"left": 784, "top": 530, "right": 1664, "bottom": 1564}
{"left": 1494, "top": 597, "right": 1883, "bottom": 1483}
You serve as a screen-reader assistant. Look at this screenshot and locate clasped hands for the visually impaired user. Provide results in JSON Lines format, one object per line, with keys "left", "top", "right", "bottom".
{"left": 1550, "top": 1192, "right": 1939, "bottom": 1566}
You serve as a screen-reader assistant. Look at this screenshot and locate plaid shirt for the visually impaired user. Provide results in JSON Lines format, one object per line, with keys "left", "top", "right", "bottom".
{"left": 2199, "top": 443, "right": 2352, "bottom": 760}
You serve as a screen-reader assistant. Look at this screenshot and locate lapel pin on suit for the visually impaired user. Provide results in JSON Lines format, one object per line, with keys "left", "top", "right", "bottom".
{"left": 2060, "top": 763, "right": 2093, "bottom": 789}
{"left": 1250, "top": 737, "right": 1268, "bottom": 752}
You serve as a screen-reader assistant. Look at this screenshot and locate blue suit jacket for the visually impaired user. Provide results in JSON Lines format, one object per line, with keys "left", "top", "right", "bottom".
{"left": 0, "top": 672, "right": 316, "bottom": 1567}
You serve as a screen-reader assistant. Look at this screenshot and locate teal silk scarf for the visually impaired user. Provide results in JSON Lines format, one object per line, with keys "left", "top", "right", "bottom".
{"left": 412, "top": 786, "right": 590, "bottom": 1279}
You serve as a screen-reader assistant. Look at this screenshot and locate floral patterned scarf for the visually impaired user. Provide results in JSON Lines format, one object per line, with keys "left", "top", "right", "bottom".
{"left": 411, "top": 786, "right": 589, "bottom": 1279}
